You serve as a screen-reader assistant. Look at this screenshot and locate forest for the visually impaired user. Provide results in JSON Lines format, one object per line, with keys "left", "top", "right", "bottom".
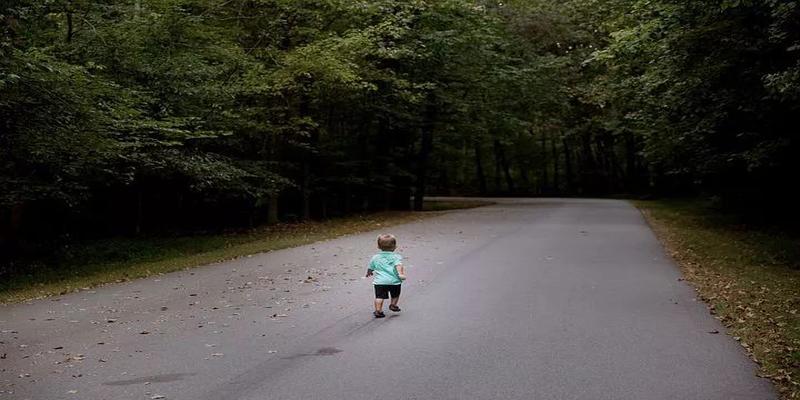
{"left": 2, "top": 0, "right": 799, "bottom": 264}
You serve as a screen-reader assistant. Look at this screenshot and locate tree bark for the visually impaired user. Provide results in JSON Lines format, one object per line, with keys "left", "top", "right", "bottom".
{"left": 413, "top": 99, "right": 436, "bottom": 211}
{"left": 413, "top": 125, "right": 433, "bottom": 211}
{"left": 4, "top": 203, "right": 25, "bottom": 243}
{"left": 135, "top": 188, "right": 143, "bottom": 235}
{"left": 494, "top": 139, "right": 515, "bottom": 193}
{"left": 474, "top": 140, "right": 487, "bottom": 195}
{"left": 301, "top": 162, "right": 311, "bottom": 220}
{"left": 519, "top": 164, "right": 530, "bottom": 193}
{"left": 551, "top": 132, "right": 560, "bottom": 193}
{"left": 624, "top": 131, "right": 638, "bottom": 192}
{"left": 267, "top": 196, "right": 279, "bottom": 224}
{"left": 65, "top": 7, "right": 73, "bottom": 43}
{"left": 581, "top": 131, "right": 597, "bottom": 194}
{"left": 562, "top": 137, "right": 574, "bottom": 194}
{"left": 540, "top": 133, "right": 548, "bottom": 194}
{"left": 493, "top": 145, "right": 502, "bottom": 193}
{"left": 298, "top": 85, "right": 314, "bottom": 220}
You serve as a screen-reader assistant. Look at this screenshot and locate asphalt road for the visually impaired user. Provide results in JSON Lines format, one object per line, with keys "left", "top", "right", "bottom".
{"left": 0, "top": 199, "right": 776, "bottom": 400}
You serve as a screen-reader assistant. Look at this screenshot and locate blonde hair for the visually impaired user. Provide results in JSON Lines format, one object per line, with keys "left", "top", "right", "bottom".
{"left": 377, "top": 234, "right": 397, "bottom": 251}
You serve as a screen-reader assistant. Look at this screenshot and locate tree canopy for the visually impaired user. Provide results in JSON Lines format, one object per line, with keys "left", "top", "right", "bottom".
{"left": 2, "top": 0, "right": 798, "bottom": 254}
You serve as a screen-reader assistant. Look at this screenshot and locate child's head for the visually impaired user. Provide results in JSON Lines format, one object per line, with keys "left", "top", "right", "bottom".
{"left": 377, "top": 234, "right": 397, "bottom": 251}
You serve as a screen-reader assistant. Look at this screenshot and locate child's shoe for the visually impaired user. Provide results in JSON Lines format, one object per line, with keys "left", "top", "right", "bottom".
{"left": 389, "top": 304, "right": 401, "bottom": 312}
{"left": 373, "top": 311, "right": 385, "bottom": 318}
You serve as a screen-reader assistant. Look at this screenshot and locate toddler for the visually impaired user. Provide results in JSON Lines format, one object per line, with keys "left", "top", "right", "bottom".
{"left": 366, "top": 234, "right": 406, "bottom": 318}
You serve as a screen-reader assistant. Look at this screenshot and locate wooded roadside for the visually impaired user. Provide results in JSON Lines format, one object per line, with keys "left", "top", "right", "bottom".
{"left": 3, "top": 1, "right": 798, "bottom": 275}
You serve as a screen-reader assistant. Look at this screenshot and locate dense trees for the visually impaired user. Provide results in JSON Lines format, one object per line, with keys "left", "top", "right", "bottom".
{"left": 2, "top": 0, "right": 798, "bottom": 262}
{"left": 584, "top": 0, "right": 800, "bottom": 215}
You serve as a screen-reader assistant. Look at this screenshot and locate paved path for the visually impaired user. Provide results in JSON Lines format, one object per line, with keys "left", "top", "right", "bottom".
{"left": 0, "top": 199, "right": 775, "bottom": 399}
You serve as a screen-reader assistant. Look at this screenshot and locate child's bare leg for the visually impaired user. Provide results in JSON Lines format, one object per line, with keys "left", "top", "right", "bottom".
{"left": 374, "top": 298, "right": 384, "bottom": 312}
{"left": 389, "top": 295, "right": 401, "bottom": 312}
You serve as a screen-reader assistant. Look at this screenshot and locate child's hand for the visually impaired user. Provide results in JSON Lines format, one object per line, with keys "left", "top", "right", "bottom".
{"left": 396, "top": 264, "right": 406, "bottom": 281}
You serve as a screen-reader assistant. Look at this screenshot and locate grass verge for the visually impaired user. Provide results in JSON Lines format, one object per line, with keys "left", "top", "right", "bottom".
{"left": 1, "top": 200, "right": 491, "bottom": 304}
{"left": 635, "top": 199, "right": 799, "bottom": 399}
{"left": 421, "top": 199, "right": 494, "bottom": 211}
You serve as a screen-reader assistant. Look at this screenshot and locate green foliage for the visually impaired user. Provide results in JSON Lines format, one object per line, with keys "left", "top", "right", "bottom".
{"left": 2, "top": 0, "right": 797, "bottom": 262}
{"left": 581, "top": 0, "right": 799, "bottom": 208}
{"left": 1, "top": 0, "right": 538, "bottom": 243}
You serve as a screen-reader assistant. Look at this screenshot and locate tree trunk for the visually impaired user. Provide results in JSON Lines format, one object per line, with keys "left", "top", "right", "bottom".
{"left": 301, "top": 162, "right": 311, "bottom": 220}
{"left": 65, "top": 7, "right": 73, "bottom": 43}
{"left": 563, "top": 137, "right": 574, "bottom": 194}
{"left": 414, "top": 125, "right": 433, "bottom": 211}
{"left": 540, "top": 133, "right": 548, "bottom": 194}
{"left": 298, "top": 85, "right": 314, "bottom": 220}
{"left": 176, "top": 193, "right": 184, "bottom": 226}
{"left": 624, "top": 131, "right": 638, "bottom": 192}
{"left": 494, "top": 139, "right": 515, "bottom": 193}
{"left": 413, "top": 99, "right": 436, "bottom": 211}
{"left": 519, "top": 165, "right": 530, "bottom": 194}
{"left": 581, "top": 131, "right": 597, "bottom": 194}
{"left": 474, "top": 140, "right": 487, "bottom": 195}
{"left": 3, "top": 203, "right": 25, "bottom": 243}
{"left": 551, "top": 132, "right": 560, "bottom": 193}
{"left": 135, "top": 188, "right": 143, "bottom": 235}
{"left": 493, "top": 146, "right": 502, "bottom": 193}
{"left": 267, "top": 196, "right": 279, "bottom": 224}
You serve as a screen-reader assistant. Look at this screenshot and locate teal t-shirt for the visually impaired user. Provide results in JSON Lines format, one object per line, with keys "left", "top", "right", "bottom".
{"left": 369, "top": 251, "right": 403, "bottom": 285}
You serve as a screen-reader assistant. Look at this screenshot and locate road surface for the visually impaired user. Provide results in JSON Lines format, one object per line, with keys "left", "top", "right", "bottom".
{"left": 0, "top": 199, "right": 776, "bottom": 399}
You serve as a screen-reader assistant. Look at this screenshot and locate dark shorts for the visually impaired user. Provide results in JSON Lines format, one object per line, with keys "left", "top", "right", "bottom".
{"left": 374, "top": 284, "right": 401, "bottom": 299}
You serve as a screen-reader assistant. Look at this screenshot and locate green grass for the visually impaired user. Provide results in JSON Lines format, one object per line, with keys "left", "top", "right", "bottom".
{"left": 636, "top": 199, "right": 800, "bottom": 399}
{"left": 1, "top": 200, "right": 491, "bottom": 304}
{"left": 421, "top": 199, "right": 495, "bottom": 211}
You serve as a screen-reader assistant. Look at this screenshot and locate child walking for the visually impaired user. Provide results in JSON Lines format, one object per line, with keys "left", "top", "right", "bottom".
{"left": 366, "top": 234, "right": 406, "bottom": 318}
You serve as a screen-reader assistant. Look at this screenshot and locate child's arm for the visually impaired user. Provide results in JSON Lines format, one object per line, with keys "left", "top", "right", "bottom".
{"left": 396, "top": 264, "right": 406, "bottom": 281}
{"left": 366, "top": 257, "right": 375, "bottom": 277}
